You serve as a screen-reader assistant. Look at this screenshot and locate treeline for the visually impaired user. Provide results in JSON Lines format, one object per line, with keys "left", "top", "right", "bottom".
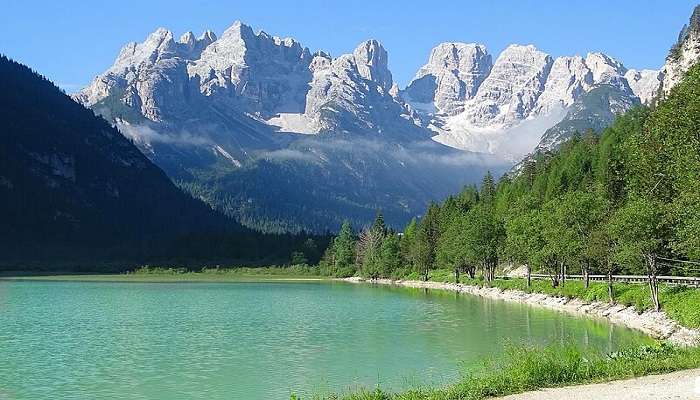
{"left": 322, "top": 65, "right": 700, "bottom": 312}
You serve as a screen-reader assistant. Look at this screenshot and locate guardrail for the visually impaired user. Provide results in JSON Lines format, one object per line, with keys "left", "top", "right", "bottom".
{"left": 525, "top": 273, "right": 700, "bottom": 287}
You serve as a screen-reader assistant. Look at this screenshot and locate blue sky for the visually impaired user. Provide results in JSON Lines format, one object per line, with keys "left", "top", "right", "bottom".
{"left": 1, "top": 1, "right": 697, "bottom": 91}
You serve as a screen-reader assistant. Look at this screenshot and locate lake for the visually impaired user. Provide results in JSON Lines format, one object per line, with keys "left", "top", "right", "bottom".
{"left": 0, "top": 280, "right": 652, "bottom": 399}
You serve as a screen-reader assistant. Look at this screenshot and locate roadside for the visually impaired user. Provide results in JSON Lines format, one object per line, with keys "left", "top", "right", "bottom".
{"left": 498, "top": 368, "right": 700, "bottom": 400}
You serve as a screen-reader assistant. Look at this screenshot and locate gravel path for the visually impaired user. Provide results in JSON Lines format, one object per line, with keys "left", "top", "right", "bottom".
{"left": 499, "top": 368, "right": 700, "bottom": 399}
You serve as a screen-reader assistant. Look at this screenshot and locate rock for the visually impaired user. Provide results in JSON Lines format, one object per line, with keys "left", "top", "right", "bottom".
{"left": 624, "top": 69, "right": 662, "bottom": 104}
{"left": 660, "top": 5, "right": 700, "bottom": 97}
{"left": 403, "top": 42, "right": 492, "bottom": 116}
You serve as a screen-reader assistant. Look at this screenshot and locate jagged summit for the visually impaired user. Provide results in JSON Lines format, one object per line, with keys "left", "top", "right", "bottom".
{"left": 403, "top": 42, "right": 491, "bottom": 116}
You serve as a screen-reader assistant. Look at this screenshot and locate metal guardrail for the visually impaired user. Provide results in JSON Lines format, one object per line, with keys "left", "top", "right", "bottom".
{"left": 525, "top": 273, "right": 700, "bottom": 287}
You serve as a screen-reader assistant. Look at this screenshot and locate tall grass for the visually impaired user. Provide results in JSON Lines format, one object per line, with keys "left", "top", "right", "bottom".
{"left": 306, "top": 342, "right": 700, "bottom": 400}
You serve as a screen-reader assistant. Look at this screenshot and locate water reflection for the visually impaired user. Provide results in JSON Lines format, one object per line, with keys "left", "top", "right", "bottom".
{"left": 0, "top": 281, "right": 651, "bottom": 399}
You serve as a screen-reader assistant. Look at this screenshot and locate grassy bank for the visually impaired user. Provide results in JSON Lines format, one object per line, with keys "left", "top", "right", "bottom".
{"left": 1, "top": 265, "right": 327, "bottom": 282}
{"left": 408, "top": 270, "right": 700, "bottom": 329}
{"left": 317, "top": 342, "right": 700, "bottom": 400}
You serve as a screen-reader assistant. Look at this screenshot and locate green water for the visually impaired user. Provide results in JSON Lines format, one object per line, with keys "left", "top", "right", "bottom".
{"left": 0, "top": 280, "right": 651, "bottom": 399}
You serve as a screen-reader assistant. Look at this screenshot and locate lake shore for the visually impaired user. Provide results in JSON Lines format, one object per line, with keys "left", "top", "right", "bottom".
{"left": 0, "top": 273, "right": 329, "bottom": 283}
{"left": 342, "top": 277, "right": 700, "bottom": 347}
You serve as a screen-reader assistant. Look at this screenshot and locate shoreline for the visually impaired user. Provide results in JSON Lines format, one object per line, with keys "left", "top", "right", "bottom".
{"left": 342, "top": 277, "right": 700, "bottom": 347}
{"left": 0, "top": 274, "right": 329, "bottom": 283}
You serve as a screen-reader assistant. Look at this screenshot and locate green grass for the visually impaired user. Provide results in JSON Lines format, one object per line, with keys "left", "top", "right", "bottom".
{"left": 305, "top": 342, "right": 700, "bottom": 400}
{"left": 419, "top": 270, "right": 700, "bottom": 329}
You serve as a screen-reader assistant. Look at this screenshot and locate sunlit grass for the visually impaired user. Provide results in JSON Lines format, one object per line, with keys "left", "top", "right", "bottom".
{"left": 305, "top": 342, "right": 700, "bottom": 400}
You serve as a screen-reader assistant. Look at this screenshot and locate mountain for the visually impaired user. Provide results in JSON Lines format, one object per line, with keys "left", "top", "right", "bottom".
{"left": 0, "top": 54, "right": 271, "bottom": 266}
{"left": 77, "top": 24, "right": 503, "bottom": 233}
{"left": 77, "top": 21, "right": 675, "bottom": 232}
{"left": 402, "top": 44, "right": 659, "bottom": 160}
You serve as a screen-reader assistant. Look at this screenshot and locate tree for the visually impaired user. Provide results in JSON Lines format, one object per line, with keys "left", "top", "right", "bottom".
{"left": 555, "top": 191, "right": 609, "bottom": 288}
{"left": 609, "top": 198, "right": 667, "bottom": 311}
{"left": 401, "top": 218, "right": 418, "bottom": 270}
{"left": 415, "top": 203, "right": 440, "bottom": 281}
{"left": 590, "top": 225, "right": 615, "bottom": 302}
{"left": 356, "top": 212, "right": 390, "bottom": 278}
{"left": 379, "top": 232, "right": 402, "bottom": 277}
{"left": 333, "top": 220, "right": 356, "bottom": 275}
{"left": 504, "top": 198, "right": 542, "bottom": 288}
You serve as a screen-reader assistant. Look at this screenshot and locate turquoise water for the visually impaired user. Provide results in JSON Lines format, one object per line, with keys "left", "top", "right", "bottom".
{"left": 0, "top": 280, "right": 651, "bottom": 399}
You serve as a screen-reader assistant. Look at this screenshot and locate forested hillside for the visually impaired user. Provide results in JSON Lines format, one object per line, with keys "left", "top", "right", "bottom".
{"left": 0, "top": 55, "right": 326, "bottom": 269}
{"left": 321, "top": 63, "right": 700, "bottom": 311}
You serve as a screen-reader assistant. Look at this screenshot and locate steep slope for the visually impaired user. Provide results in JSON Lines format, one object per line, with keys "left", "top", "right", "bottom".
{"left": 0, "top": 55, "right": 238, "bottom": 264}
{"left": 534, "top": 85, "right": 640, "bottom": 152}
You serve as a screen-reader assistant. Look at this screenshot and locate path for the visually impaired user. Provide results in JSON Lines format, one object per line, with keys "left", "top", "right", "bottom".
{"left": 499, "top": 368, "right": 700, "bottom": 399}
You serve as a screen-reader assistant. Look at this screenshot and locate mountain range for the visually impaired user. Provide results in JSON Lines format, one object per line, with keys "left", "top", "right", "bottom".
{"left": 73, "top": 8, "right": 696, "bottom": 232}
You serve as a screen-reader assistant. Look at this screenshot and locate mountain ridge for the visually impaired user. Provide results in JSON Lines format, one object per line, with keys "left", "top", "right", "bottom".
{"left": 76, "top": 19, "right": 688, "bottom": 232}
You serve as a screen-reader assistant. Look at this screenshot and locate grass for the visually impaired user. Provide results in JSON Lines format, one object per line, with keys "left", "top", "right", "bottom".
{"left": 317, "top": 342, "right": 700, "bottom": 400}
{"left": 418, "top": 270, "right": 700, "bottom": 329}
{"left": 2, "top": 265, "right": 328, "bottom": 283}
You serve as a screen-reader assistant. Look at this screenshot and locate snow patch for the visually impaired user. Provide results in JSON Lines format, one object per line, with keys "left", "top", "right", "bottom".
{"left": 266, "top": 113, "right": 317, "bottom": 134}
{"left": 432, "top": 105, "right": 567, "bottom": 162}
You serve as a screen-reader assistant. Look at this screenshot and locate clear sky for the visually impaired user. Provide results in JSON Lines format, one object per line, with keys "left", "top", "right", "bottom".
{"left": 1, "top": 0, "right": 697, "bottom": 92}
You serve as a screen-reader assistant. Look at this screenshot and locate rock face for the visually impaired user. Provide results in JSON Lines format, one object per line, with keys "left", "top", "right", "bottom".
{"left": 625, "top": 69, "right": 662, "bottom": 105}
{"left": 660, "top": 5, "right": 700, "bottom": 97}
{"left": 464, "top": 44, "right": 553, "bottom": 127}
{"left": 402, "top": 43, "right": 492, "bottom": 116}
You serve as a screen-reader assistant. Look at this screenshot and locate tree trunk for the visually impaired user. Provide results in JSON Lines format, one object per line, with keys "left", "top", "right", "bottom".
{"left": 526, "top": 264, "right": 531, "bottom": 289}
{"left": 645, "top": 254, "right": 660, "bottom": 312}
{"left": 582, "top": 261, "right": 590, "bottom": 289}
{"left": 454, "top": 267, "right": 460, "bottom": 284}
{"left": 560, "top": 261, "right": 566, "bottom": 285}
{"left": 468, "top": 265, "right": 475, "bottom": 279}
{"left": 607, "top": 268, "right": 614, "bottom": 303}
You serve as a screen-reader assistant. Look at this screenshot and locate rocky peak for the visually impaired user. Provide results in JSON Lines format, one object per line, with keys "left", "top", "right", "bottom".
{"left": 352, "top": 40, "right": 392, "bottom": 91}
{"left": 403, "top": 42, "right": 492, "bottom": 115}
{"left": 199, "top": 30, "right": 217, "bottom": 46}
{"left": 179, "top": 31, "right": 195, "bottom": 47}
{"left": 465, "top": 44, "right": 553, "bottom": 126}
{"left": 584, "top": 52, "right": 630, "bottom": 93}
{"left": 111, "top": 28, "right": 177, "bottom": 74}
